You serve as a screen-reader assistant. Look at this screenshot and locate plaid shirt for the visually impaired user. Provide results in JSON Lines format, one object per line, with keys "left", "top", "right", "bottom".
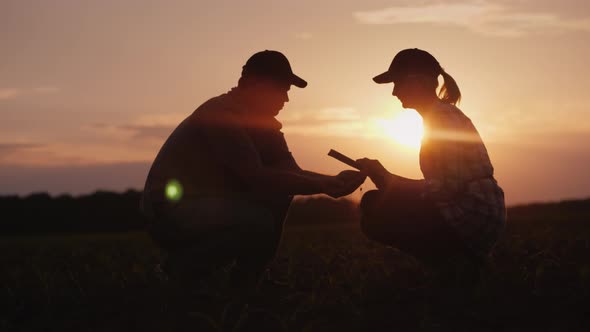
{"left": 420, "top": 102, "right": 506, "bottom": 257}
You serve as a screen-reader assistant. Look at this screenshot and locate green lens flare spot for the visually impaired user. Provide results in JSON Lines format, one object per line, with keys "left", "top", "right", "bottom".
{"left": 165, "top": 179, "right": 183, "bottom": 202}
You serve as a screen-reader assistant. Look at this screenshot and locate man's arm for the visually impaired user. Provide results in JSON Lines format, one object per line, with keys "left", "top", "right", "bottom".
{"left": 276, "top": 157, "right": 334, "bottom": 181}
{"left": 271, "top": 156, "right": 366, "bottom": 200}
{"left": 270, "top": 142, "right": 366, "bottom": 195}
{"left": 196, "top": 111, "right": 352, "bottom": 197}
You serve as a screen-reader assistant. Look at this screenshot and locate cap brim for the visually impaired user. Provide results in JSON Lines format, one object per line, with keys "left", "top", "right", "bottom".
{"left": 372, "top": 71, "right": 393, "bottom": 84}
{"left": 291, "top": 74, "right": 307, "bottom": 88}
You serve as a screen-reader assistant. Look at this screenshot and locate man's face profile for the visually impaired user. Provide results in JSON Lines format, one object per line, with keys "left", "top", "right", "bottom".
{"left": 250, "top": 79, "right": 291, "bottom": 117}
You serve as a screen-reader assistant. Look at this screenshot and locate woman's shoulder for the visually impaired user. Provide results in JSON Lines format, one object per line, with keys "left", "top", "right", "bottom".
{"left": 433, "top": 101, "right": 463, "bottom": 114}
{"left": 432, "top": 102, "right": 471, "bottom": 125}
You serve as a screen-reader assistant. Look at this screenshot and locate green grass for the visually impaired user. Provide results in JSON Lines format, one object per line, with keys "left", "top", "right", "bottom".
{"left": 1, "top": 218, "right": 589, "bottom": 332}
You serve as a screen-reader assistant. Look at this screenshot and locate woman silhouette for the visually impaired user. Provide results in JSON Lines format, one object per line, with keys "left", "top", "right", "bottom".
{"left": 357, "top": 48, "right": 505, "bottom": 274}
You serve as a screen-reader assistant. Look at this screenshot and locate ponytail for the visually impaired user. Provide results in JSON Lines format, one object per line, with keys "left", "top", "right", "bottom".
{"left": 438, "top": 69, "right": 461, "bottom": 105}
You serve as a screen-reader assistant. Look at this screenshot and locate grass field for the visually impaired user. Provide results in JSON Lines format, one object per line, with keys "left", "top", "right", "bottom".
{"left": 1, "top": 209, "right": 590, "bottom": 331}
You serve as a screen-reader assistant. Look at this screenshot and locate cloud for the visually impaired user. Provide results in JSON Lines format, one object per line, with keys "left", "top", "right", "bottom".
{"left": 281, "top": 107, "right": 362, "bottom": 125}
{"left": 0, "top": 143, "right": 43, "bottom": 155}
{"left": 0, "top": 86, "right": 60, "bottom": 100}
{"left": 93, "top": 112, "right": 185, "bottom": 139}
{"left": 354, "top": 0, "right": 590, "bottom": 37}
{"left": 33, "top": 86, "right": 60, "bottom": 94}
{"left": 281, "top": 107, "right": 389, "bottom": 139}
{"left": 0, "top": 88, "right": 20, "bottom": 100}
{"left": 294, "top": 32, "right": 313, "bottom": 40}
{"left": 316, "top": 107, "right": 362, "bottom": 121}
{"left": 87, "top": 122, "right": 174, "bottom": 141}
{"left": 0, "top": 142, "right": 94, "bottom": 167}
{"left": 119, "top": 125, "right": 174, "bottom": 140}
{"left": 133, "top": 113, "right": 187, "bottom": 127}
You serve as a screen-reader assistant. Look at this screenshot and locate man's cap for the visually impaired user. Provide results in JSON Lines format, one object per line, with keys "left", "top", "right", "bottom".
{"left": 242, "top": 50, "right": 307, "bottom": 88}
{"left": 373, "top": 48, "right": 441, "bottom": 84}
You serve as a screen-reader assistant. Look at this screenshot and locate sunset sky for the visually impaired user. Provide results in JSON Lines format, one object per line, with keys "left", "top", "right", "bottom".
{"left": 2, "top": 0, "right": 590, "bottom": 205}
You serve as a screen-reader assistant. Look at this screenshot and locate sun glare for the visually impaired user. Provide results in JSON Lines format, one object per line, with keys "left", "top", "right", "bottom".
{"left": 377, "top": 110, "right": 424, "bottom": 150}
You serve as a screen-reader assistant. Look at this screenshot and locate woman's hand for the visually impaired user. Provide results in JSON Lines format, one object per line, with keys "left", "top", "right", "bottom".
{"left": 355, "top": 158, "right": 390, "bottom": 189}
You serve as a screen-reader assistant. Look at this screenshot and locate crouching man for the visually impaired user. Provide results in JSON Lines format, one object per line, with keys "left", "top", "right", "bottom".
{"left": 141, "top": 50, "right": 365, "bottom": 297}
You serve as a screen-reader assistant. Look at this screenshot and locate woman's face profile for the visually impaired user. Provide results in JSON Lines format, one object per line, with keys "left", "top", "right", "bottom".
{"left": 392, "top": 75, "right": 421, "bottom": 108}
{"left": 392, "top": 74, "right": 434, "bottom": 109}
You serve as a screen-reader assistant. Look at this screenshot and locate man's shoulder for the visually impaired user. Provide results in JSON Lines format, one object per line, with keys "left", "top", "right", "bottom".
{"left": 198, "top": 89, "right": 246, "bottom": 113}
{"left": 190, "top": 92, "right": 243, "bottom": 127}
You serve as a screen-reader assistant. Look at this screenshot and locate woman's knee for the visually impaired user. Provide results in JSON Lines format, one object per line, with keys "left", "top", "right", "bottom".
{"left": 359, "top": 215, "right": 377, "bottom": 240}
{"left": 360, "top": 190, "right": 382, "bottom": 214}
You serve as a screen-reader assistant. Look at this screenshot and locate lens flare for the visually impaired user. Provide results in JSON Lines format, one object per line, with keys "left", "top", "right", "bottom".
{"left": 377, "top": 110, "right": 424, "bottom": 150}
{"left": 165, "top": 179, "right": 183, "bottom": 202}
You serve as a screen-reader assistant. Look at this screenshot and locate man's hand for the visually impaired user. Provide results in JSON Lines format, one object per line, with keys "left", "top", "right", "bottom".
{"left": 337, "top": 170, "right": 367, "bottom": 196}
{"left": 320, "top": 170, "right": 366, "bottom": 198}
{"left": 355, "top": 158, "right": 390, "bottom": 189}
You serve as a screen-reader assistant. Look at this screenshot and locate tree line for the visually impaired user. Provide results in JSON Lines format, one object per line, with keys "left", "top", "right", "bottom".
{"left": 0, "top": 190, "right": 361, "bottom": 234}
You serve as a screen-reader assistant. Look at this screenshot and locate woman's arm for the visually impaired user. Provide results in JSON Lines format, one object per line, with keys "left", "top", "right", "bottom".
{"left": 356, "top": 158, "right": 425, "bottom": 194}
{"left": 384, "top": 173, "right": 426, "bottom": 195}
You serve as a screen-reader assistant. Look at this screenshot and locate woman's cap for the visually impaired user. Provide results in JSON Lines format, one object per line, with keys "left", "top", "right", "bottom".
{"left": 242, "top": 50, "right": 308, "bottom": 88}
{"left": 373, "top": 48, "right": 441, "bottom": 84}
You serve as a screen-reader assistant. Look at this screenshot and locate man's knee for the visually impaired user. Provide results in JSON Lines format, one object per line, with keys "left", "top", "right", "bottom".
{"left": 238, "top": 206, "right": 276, "bottom": 238}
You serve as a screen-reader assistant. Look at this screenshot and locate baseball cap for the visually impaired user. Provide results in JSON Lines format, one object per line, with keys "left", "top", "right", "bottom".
{"left": 242, "top": 50, "right": 307, "bottom": 88}
{"left": 373, "top": 48, "right": 441, "bottom": 84}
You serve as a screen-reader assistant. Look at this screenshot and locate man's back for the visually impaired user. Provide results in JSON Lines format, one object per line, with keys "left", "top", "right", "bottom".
{"left": 142, "top": 90, "right": 295, "bottom": 210}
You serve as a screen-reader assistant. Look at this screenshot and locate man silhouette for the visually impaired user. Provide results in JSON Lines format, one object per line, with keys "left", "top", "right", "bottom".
{"left": 141, "top": 50, "right": 365, "bottom": 295}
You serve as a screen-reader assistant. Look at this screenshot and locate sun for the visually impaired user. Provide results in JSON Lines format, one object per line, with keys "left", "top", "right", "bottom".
{"left": 377, "top": 110, "right": 424, "bottom": 149}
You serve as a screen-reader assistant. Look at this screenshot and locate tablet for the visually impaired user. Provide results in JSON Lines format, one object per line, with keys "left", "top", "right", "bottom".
{"left": 328, "top": 149, "right": 361, "bottom": 170}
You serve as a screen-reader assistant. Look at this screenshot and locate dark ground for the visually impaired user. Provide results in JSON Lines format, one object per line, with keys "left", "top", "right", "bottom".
{"left": 1, "top": 199, "right": 590, "bottom": 331}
